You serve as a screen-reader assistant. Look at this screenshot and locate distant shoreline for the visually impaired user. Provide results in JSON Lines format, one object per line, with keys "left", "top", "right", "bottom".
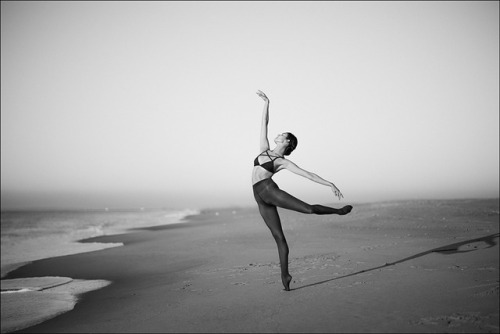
{"left": 2, "top": 196, "right": 498, "bottom": 213}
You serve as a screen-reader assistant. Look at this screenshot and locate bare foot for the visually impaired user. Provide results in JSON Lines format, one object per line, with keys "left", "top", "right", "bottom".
{"left": 338, "top": 205, "right": 353, "bottom": 215}
{"left": 282, "top": 274, "right": 292, "bottom": 291}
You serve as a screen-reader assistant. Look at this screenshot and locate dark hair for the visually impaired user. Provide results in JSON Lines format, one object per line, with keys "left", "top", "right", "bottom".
{"left": 284, "top": 132, "right": 298, "bottom": 156}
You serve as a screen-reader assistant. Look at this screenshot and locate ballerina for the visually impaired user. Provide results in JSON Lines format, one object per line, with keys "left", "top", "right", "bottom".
{"left": 252, "top": 90, "right": 353, "bottom": 291}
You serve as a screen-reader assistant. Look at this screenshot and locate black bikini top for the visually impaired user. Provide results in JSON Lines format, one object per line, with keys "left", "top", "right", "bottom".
{"left": 253, "top": 150, "right": 284, "bottom": 174}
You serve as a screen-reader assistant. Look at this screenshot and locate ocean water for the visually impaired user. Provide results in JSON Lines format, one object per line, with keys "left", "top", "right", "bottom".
{"left": 1, "top": 208, "right": 198, "bottom": 278}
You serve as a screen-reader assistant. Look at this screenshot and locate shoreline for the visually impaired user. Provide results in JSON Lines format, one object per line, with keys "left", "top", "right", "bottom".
{"left": 1, "top": 209, "right": 204, "bottom": 333}
{"left": 2, "top": 199, "right": 499, "bottom": 333}
{"left": 1, "top": 277, "right": 111, "bottom": 334}
{"left": 1, "top": 208, "right": 199, "bottom": 279}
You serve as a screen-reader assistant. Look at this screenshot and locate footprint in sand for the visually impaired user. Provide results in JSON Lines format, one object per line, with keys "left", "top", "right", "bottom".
{"left": 411, "top": 312, "right": 493, "bottom": 329}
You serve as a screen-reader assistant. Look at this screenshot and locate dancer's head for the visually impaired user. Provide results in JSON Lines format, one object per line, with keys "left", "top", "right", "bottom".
{"left": 283, "top": 132, "right": 298, "bottom": 156}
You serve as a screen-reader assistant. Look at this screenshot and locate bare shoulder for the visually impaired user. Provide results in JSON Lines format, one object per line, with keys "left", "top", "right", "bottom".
{"left": 275, "top": 157, "right": 293, "bottom": 171}
{"left": 277, "top": 159, "right": 309, "bottom": 177}
{"left": 279, "top": 158, "right": 294, "bottom": 166}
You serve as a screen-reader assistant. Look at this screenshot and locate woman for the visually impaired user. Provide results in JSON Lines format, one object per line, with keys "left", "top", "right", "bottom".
{"left": 252, "top": 90, "right": 352, "bottom": 291}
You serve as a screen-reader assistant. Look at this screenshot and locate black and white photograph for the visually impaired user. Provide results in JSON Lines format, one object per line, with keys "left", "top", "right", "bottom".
{"left": 1, "top": 1, "right": 498, "bottom": 333}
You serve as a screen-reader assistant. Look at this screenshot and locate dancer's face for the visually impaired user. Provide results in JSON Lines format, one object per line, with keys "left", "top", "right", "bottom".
{"left": 274, "top": 133, "right": 289, "bottom": 145}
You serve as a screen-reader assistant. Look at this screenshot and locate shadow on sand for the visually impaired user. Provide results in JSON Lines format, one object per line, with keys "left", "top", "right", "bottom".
{"left": 292, "top": 233, "right": 499, "bottom": 291}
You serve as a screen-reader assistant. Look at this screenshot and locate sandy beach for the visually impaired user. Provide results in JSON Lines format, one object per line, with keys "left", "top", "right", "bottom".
{"left": 2, "top": 198, "right": 499, "bottom": 333}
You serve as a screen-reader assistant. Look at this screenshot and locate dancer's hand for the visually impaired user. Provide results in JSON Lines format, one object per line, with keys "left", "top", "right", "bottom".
{"left": 331, "top": 184, "right": 344, "bottom": 200}
{"left": 256, "top": 90, "right": 269, "bottom": 103}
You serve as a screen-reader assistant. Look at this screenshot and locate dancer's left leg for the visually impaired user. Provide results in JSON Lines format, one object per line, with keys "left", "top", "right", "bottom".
{"left": 256, "top": 201, "right": 293, "bottom": 291}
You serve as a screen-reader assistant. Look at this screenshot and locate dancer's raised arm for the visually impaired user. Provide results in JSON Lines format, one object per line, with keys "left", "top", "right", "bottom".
{"left": 256, "top": 90, "right": 270, "bottom": 152}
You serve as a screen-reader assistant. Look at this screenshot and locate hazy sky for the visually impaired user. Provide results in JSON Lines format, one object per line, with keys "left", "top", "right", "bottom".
{"left": 1, "top": 1, "right": 499, "bottom": 210}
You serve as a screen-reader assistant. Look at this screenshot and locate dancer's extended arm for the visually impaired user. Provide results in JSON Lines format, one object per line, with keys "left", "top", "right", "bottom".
{"left": 256, "top": 90, "right": 270, "bottom": 151}
{"left": 281, "top": 160, "right": 344, "bottom": 200}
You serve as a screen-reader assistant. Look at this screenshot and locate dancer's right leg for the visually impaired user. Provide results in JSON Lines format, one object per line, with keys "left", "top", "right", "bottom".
{"left": 267, "top": 186, "right": 352, "bottom": 215}
{"left": 257, "top": 202, "right": 292, "bottom": 291}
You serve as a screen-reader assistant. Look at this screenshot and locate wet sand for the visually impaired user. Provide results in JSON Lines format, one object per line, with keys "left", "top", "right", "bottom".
{"left": 2, "top": 199, "right": 499, "bottom": 333}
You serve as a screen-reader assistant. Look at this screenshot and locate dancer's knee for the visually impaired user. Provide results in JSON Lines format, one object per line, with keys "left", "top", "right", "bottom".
{"left": 303, "top": 204, "right": 315, "bottom": 214}
{"left": 272, "top": 233, "right": 288, "bottom": 248}
{"left": 293, "top": 203, "right": 314, "bottom": 214}
{"left": 272, "top": 232, "right": 286, "bottom": 243}
{"left": 310, "top": 205, "right": 321, "bottom": 214}
{"left": 278, "top": 241, "right": 289, "bottom": 255}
